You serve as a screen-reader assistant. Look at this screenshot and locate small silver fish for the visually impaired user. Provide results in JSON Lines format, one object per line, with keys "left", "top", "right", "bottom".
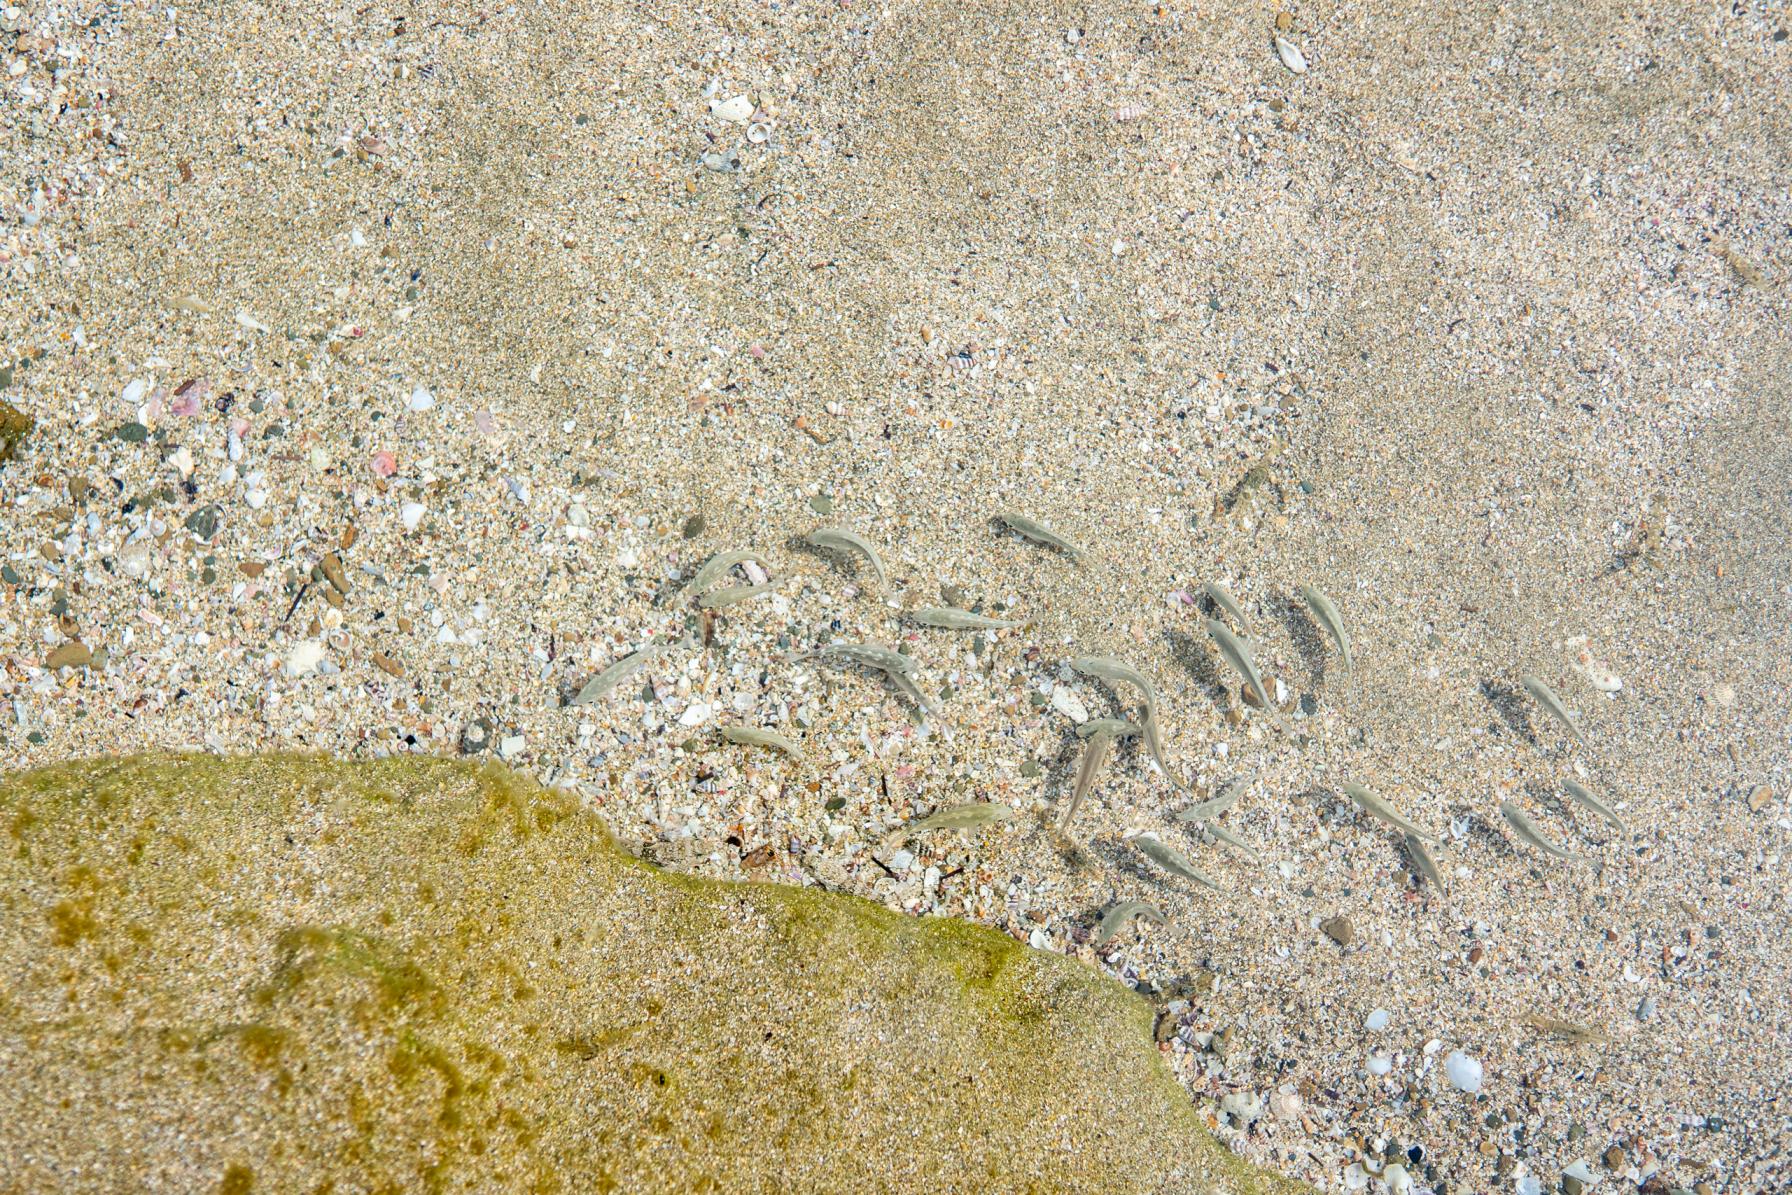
{"left": 1521, "top": 1013, "right": 1608, "bottom": 1043}
{"left": 1070, "top": 656, "right": 1159, "bottom": 711}
{"left": 1093, "top": 901, "right": 1167, "bottom": 948}
{"left": 1404, "top": 832, "right": 1445, "bottom": 895}
{"left": 888, "top": 802, "right": 1015, "bottom": 842}
{"left": 1299, "top": 586, "right": 1353, "bottom": 677}
{"left": 1138, "top": 712, "right": 1194, "bottom": 793}
{"left": 804, "top": 527, "right": 887, "bottom": 587}
{"left": 1342, "top": 782, "right": 1438, "bottom": 844}
{"left": 571, "top": 643, "right": 661, "bottom": 706}
{"left": 1076, "top": 718, "right": 1142, "bottom": 740}
{"left": 1070, "top": 657, "right": 1189, "bottom": 790}
{"left": 1203, "top": 581, "right": 1252, "bottom": 635}
{"left": 691, "top": 549, "right": 771, "bottom": 594}
{"left": 1205, "top": 619, "right": 1273, "bottom": 711}
{"left": 698, "top": 580, "right": 777, "bottom": 609}
{"left": 1521, "top": 675, "right": 1585, "bottom": 743}
{"left": 1561, "top": 777, "right": 1627, "bottom": 837}
{"left": 1130, "top": 833, "right": 1224, "bottom": 891}
{"left": 1199, "top": 819, "right": 1260, "bottom": 861}
{"left": 1062, "top": 724, "right": 1119, "bottom": 830}
{"left": 719, "top": 725, "right": 802, "bottom": 759}
{"left": 888, "top": 669, "right": 937, "bottom": 716}
{"left": 1175, "top": 775, "right": 1250, "bottom": 823}
{"left": 802, "top": 642, "right": 930, "bottom": 713}
{"left": 997, "top": 512, "right": 1086, "bottom": 561}
{"left": 803, "top": 642, "right": 916, "bottom": 676}
{"left": 1500, "top": 800, "right": 1575, "bottom": 860}
{"left": 911, "top": 606, "right": 1026, "bottom": 630}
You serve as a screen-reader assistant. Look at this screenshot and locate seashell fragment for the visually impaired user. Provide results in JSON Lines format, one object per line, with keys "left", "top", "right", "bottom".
{"left": 1274, "top": 36, "right": 1308, "bottom": 74}
{"left": 709, "top": 94, "right": 754, "bottom": 123}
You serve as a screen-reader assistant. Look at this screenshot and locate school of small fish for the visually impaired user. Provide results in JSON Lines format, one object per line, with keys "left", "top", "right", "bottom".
{"left": 574, "top": 514, "right": 1627, "bottom": 951}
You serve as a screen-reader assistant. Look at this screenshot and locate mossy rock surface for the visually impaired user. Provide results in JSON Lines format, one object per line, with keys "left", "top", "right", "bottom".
{"left": 0, "top": 755, "right": 1301, "bottom": 1193}
{"left": 0, "top": 399, "right": 32, "bottom": 462}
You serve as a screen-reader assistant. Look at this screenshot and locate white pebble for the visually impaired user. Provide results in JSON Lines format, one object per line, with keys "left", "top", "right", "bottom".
{"left": 407, "top": 385, "right": 435, "bottom": 412}
{"left": 1444, "top": 1049, "right": 1483, "bottom": 1093}
{"left": 1367, "top": 1052, "right": 1392, "bottom": 1076}
{"left": 400, "top": 501, "right": 426, "bottom": 532}
{"left": 1049, "top": 685, "right": 1089, "bottom": 724}
{"left": 1383, "top": 1163, "right": 1412, "bottom": 1195}
{"left": 679, "top": 702, "right": 713, "bottom": 727}
{"left": 887, "top": 849, "right": 914, "bottom": 873}
{"left": 1515, "top": 1176, "right": 1541, "bottom": 1195}
{"left": 121, "top": 378, "right": 147, "bottom": 405}
{"left": 497, "top": 734, "right": 525, "bottom": 760}
{"left": 285, "top": 641, "right": 324, "bottom": 678}
{"left": 1366, "top": 1007, "right": 1391, "bottom": 1032}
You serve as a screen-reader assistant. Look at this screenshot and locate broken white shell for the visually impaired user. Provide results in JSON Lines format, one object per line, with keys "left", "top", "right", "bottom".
{"left": 1274, "top": 36, "right": 1308, "bottom": 74}
{"left": 1585, "top": 664, "right": 1622, "bottom": 693}
{"left": 709, "top": 94, "right": 753, "bottom": 123}
{"left": 746, "top": 121, "right": 771, "bottom": 144}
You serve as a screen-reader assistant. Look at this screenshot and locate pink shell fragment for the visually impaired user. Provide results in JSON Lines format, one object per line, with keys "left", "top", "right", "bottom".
{"left": 370, "top": 450, "right": 397, "bottom": 478}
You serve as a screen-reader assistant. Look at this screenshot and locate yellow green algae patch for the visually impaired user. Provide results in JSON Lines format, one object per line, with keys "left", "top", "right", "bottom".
{"left": 0, "top": 755, "right": 1303, "bottom": 1194}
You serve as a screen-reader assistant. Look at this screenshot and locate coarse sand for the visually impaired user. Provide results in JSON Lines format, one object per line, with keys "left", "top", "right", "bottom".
{"left": 2, "top": 1, "right": 1789, "bottom": 1191}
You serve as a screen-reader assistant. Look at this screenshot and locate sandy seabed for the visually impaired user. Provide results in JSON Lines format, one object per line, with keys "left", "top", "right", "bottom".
{"left": 2, "top": 2, "right": 1789, "bottom": 1191}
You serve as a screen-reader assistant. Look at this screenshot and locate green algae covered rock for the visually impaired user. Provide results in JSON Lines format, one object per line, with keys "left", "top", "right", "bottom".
{"left": 0, "top": 755, "right": 1301, "bottom": 1193}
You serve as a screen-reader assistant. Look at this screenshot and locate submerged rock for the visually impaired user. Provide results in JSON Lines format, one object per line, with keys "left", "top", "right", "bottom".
{"left": 0, "top": 755, "right": 1300, "bottom": 1193}
{"left": 0, "top": 399, "right": 32, "bottom": 463}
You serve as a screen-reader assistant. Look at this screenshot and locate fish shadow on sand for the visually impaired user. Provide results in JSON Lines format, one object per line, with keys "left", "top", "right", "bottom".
{"left": 1479, "top": 680, "right": 1540, "bottom": 745}
{"left": 1041, "top": 725, "right": 1088, "bottom": 808}
{"left": 1459, "top": 807, "right": 1519, "bottom": 860}
{"left": 1088, "top": 836, "right": 1175, "bottom": 891}
{"left": 1277, "top": 595, "right": 1330, "bottom": 683}
{"left": 1525, "top": 780, "right": 1616, "bottom": 848}
{"left": 1164, "top": 629, "right": 1230, "bottom": 710}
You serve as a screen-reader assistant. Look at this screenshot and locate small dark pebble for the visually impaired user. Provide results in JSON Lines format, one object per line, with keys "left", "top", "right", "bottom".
{"left": 808, "top": 494, "right": 834, "bottom": 515}
{"left": 1320, "top": 915, "right": 1354, "bottom": 946}
{"left": 184, "top": 505, "right": 221, "bottom": 540}
{"left": 1019, "top": 760, "right": 1041, "bottom": 778}
{"left": 682, "top": 513, "right": 706, "bottom": 539}
{"left": 115, "top": 421, "right": 149, "bottom": 443}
